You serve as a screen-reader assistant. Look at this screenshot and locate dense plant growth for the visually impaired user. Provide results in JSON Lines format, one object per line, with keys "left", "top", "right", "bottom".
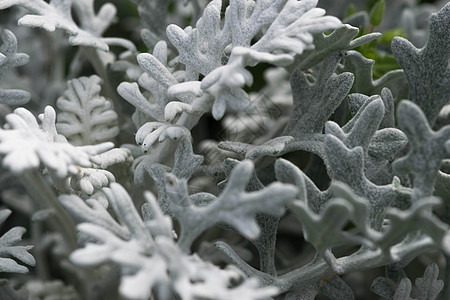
{"left": 1, "top": 0, "right": 450, "bottom": 299}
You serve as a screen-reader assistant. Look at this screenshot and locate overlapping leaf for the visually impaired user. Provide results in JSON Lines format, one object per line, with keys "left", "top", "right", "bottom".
{"left": 68, "top": 183, "right": 279, "bottom": 300}
{"left": 135, "top": 136, "right": 203, "bottom": 212}
{"left": 0, "top": 0, "right": 135, "bottom": 51}
{"left": 341, "top": 50, "right": 404, "bottom": 96}
{"left": 0, "top": 209, "right": 35, "bottom": 274}
{"left": 168, "top": 160, "right": 297, "bottom": 251}
{"left": 371, "top": 263, "right": 444, "bottom": 300}
{"left": 0, "top": 106, "right": 113, "bottom": 177}
{"left": 253, "top": 0, "right": 342, "bottom": 54}
{"left": 218, "top": 136, "right": 294, "bottom": 161}
{"left": 168, "top": 0, "right": 341, "bottom": 120}
{"left": 288, "top": 181, "right": 374, "bottom": 272}
{"left": 326, "top": 97, "right": 407, "bottom": 181}
{"left": 324, "top": 134, "right": 410, "bottom": 230}
{"left": 392, "top": 2, "right": 450, "bottom": 125}
{"left": 283, "top": 52, "right": 354, "bottom": 140}
{"left": 118, "top": 41, "right": 180, "bottom": 127}
{"left": 292, "top": 24, "right": 381, "bottom": 71}
{"left": 393, "top": 100, "right": 450, "bottom": 201}
{"left": 167, "top": 0, "right": 230, "bottom": 75}
{"left": 0, "top": 29, "right": 30, "bottom": 105}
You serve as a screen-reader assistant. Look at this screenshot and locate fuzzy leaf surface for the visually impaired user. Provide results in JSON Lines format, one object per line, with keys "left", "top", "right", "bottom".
{"left": 56, "top": 75, "right": 119, "bottom": 146}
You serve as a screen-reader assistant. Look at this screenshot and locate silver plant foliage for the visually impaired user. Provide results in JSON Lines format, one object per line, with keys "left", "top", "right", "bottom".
{"left": 0, "top": 209, "right": 35, "bottom": 273}
{"left": 56, "top": 75, "right": 119, "bottom": 146}
{"left": 0, "top": 29, "right": 30, "bottom": 105}
{"left": 1, "top": 0, "right": 450, "bottom": 299}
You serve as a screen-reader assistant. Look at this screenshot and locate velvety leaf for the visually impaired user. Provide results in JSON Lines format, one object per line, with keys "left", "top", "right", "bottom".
{"left": 324, "top": 134, "right": 411, "bottom": 230}
{"left": 172, "top": 160, "right": 297, "bottom": 251}
{"left": 0, "top": 29, "right": 30, "bottom": 105}
{"left": 0, "top": 0, "right": 134, "bottom": 51}
{"left": 341, "top": 50, "right": 403, "bottom": 96}
{"left": 0, "top": 107, "right": 113, "bottom": 177}
{"left": 394, "top": 278, "right": 412, "bottom": 300}
{"left": 415, "top": 263, "right": 444, "bottom": 300}
{"left": 0, "top": 209, "right": 35, "bottom": 274}
{"left": 292, "top": 24, "right": 381, "bottom": 71}
{"left": 218, "top": 136, "right": 293, "bottom": 160}
{"left": 392, "top": 2, "right": 450, "bottom": 125}
{"left": 318, "top": 276, "right": 355, "bottom": 300}
{"left": 393, "top": 100, "right": 450, "bottom": 200}
{"left": 371, "top": 276, "right": 397, "bottom": 299}
{"left": 56, "top": 75, "right": 119, "bottom": 146}
{"left": 284, "top": 52, "right": 354, "bottom": 138}
{"left": 252, "top": 0, "right": 342, "bottom": 55}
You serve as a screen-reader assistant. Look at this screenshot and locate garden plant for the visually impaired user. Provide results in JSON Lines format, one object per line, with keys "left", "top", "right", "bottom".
{"left": 1, "top": 0, "right": 450, "bottom": 299}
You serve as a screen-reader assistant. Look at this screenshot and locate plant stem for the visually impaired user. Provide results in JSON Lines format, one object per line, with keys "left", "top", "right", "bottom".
{"left": 273, "top": 236, "right": 436, "bottom": 293}
{"left": 20, "top": 170, "right": 77, "bottom": 249}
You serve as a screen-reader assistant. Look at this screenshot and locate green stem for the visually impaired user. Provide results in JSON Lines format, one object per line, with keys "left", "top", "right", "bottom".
{"left": 31, "top": 221, "right": 51, "bottom": 280}
{"left": 20, "top": 170, "right": 77, "bottom": 249}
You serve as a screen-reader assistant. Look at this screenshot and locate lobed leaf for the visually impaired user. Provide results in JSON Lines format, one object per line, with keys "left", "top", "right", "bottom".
{"left": 0, "top": 209, "right": 35, "bottom": 274}
{"left": 56, "top": 75, "right": 119, "bottom": 146}
{"left": 0, "top": 29, "right": 30, "bottom": 105}
{"left": 392, "top": 2, "right": 450, "bottom": 125}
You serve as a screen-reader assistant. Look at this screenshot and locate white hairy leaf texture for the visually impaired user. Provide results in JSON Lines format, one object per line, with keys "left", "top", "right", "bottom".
{"left": 56, "top": 75, "right": 119, "bottom": 146}
{"left": 2, "top": 0, "right": 450, "bottom": 299}
{"left": 0, "top": 106, "right": 113, "bottom": 177}
{"left": 0, "top": 209, "right": 35, "bottom": 274}
{"left": 0, "top": 29, "right": 30, "bottom": 105}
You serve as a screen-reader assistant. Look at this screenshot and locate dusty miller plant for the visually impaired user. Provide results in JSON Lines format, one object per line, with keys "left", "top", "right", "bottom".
{"left": 1, "top": 0, "right": 450, "bottom": 299}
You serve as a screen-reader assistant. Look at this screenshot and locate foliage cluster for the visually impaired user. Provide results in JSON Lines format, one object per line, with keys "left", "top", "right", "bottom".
{"left": 1, "top": 0, "right": 450, "bottom": 299}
